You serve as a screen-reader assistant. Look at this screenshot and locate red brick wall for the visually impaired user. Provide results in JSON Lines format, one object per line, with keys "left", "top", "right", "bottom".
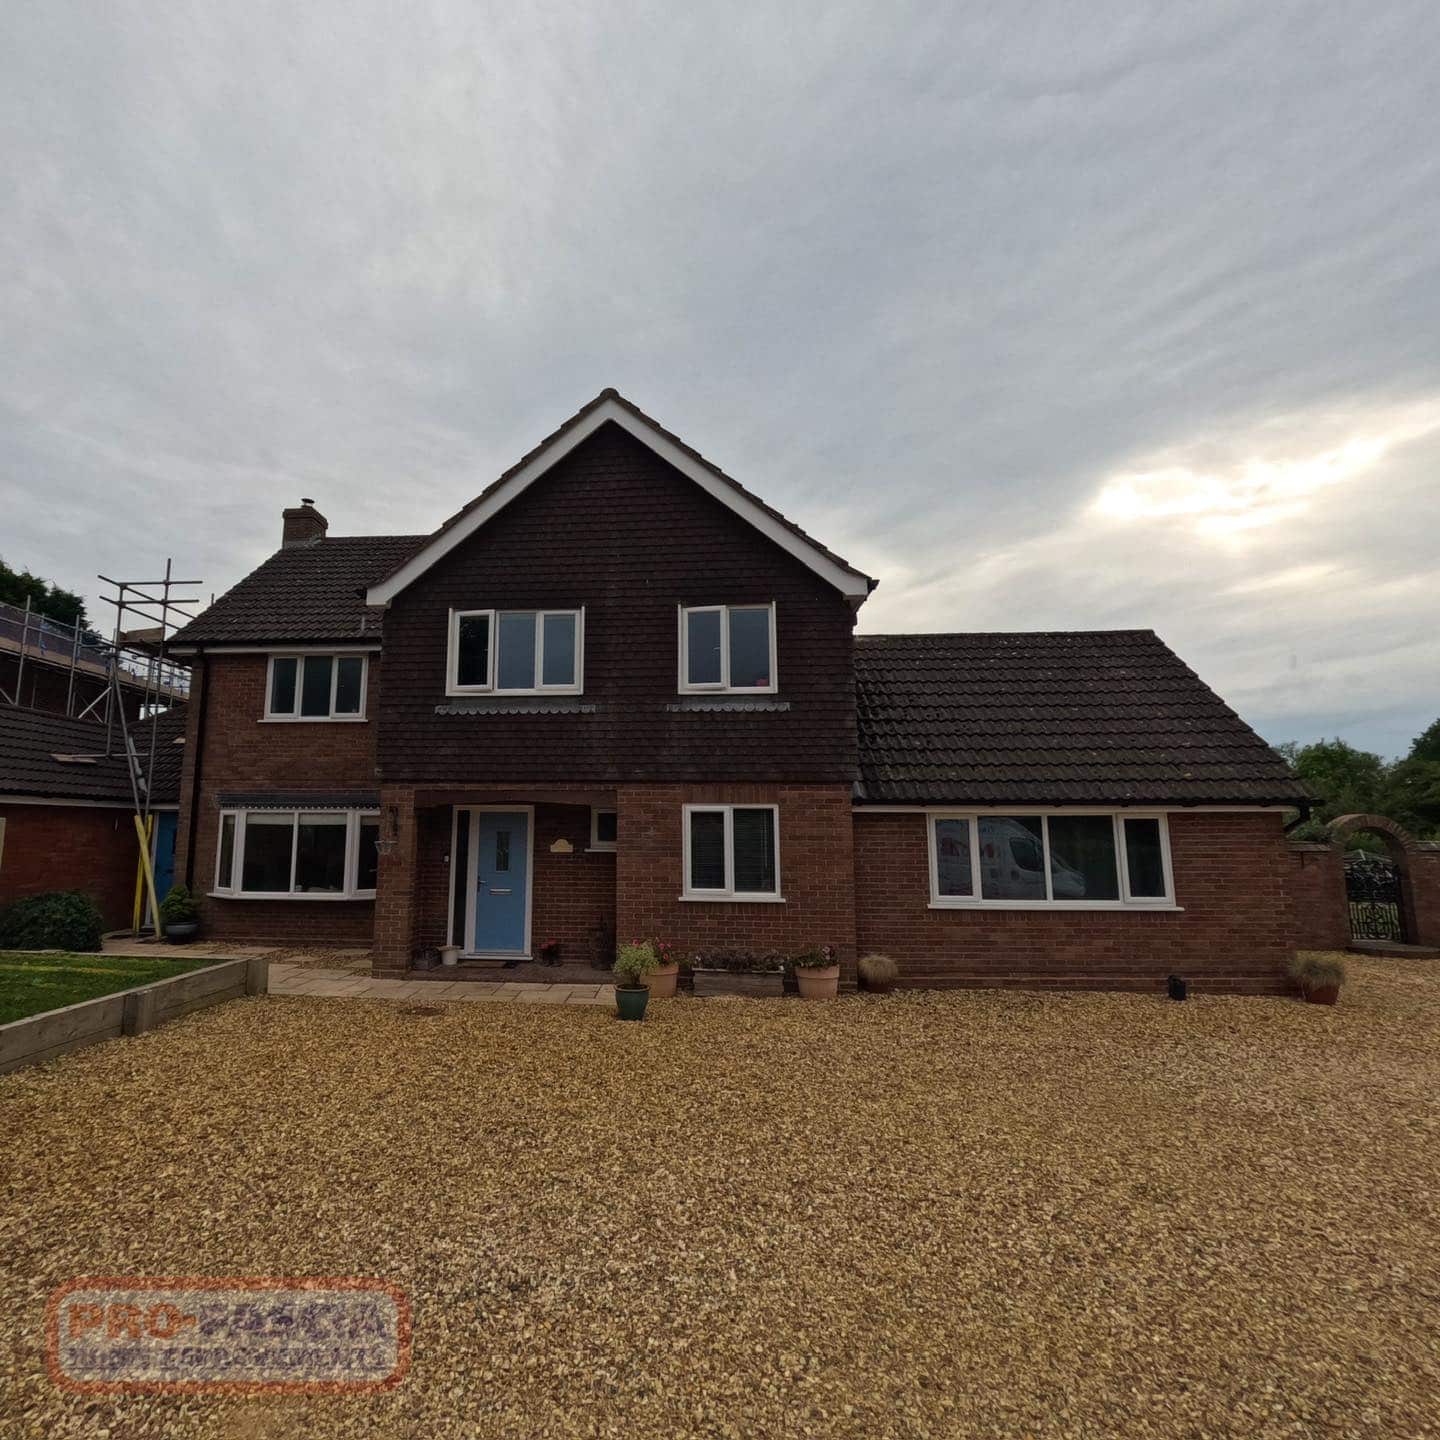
{"left": 1285, "top": 842, "right": 1349, "bottom": 951}
{"left": 616, "top": 784, "right": 856, "bottom": 980}
{"left": 0, "top": 803, "right": 141, "bottom": 930}
{"left": 377, "top": 423, "right": 859, "bottom": 787}
{"left": 1407, "top": 847, "right": 1440, "bottom": 948}
{"left": 853, "top": 809, "right": 1295, "bottom": 993}
{"left": 179, "top": 653, "right": 380, "bottom": 945}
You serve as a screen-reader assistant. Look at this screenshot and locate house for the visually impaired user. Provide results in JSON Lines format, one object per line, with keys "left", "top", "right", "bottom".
{"left": 168, "top": 389, "right": 1308, "bottom": 991}
{"left": 0, "top": 705, "right": 186, "bottom": 928}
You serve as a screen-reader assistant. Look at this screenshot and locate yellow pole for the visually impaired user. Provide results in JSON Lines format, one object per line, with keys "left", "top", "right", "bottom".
{"left": 131, "top": 813, "right": 154, "bottom": 933}
{"left": 133, "top": 814, "right": 164, "bottom": 940}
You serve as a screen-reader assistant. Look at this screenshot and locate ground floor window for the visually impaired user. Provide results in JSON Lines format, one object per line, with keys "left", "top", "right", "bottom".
{"left": 590, "top": 807, "right": 617, "bottom": 851}
{"left": 928, "top": 811, "right": 1174, "bottom": 908}
{"left": 214, "top": 809, "right": 379, "bottom": 898}
{"left": 682, "top": 804, "right": 781, "bottom": 900}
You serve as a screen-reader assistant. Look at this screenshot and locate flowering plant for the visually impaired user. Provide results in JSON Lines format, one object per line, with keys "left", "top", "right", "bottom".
{"left": 648, "top": 937, "right": 677, "bottom": 968}
{"left": 538, "top": 937, "right": 562, "bottom": 963}
{"left": 792, "top": 944, "right": 837, "bottom": 969}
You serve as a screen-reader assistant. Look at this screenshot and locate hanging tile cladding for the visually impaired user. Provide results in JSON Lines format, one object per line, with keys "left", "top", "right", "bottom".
{"left": 376, "top": 422, "right": 859, "bottom": 786}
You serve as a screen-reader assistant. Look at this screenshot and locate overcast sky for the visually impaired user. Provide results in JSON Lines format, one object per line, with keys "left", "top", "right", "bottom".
{"left": 3, "top": 3, "right": 1437, "bottom": 756}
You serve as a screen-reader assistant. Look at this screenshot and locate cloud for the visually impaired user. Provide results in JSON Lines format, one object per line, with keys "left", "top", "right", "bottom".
{"left": 1, "top": 0, "right": 1437, "bottom": 756}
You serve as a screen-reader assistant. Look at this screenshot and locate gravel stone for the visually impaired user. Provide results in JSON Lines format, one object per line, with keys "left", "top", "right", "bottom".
{"left": 2, "top": 951, "right": 1436, "bottom": 1438}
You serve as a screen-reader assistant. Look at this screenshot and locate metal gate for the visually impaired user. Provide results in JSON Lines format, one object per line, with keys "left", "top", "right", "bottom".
{"left": 1345, "top": 855, "right": 1406, "bottom": 942}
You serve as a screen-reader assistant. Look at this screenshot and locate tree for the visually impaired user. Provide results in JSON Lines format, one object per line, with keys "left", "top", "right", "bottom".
{"left": 0, "top": 557, "right": 89, "bottom": 630}
{"left": 1408, "top": 718, "right": 1440, "bottom": 765}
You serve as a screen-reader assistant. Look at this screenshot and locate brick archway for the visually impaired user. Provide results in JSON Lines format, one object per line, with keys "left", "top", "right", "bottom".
{"left": 1326, "top": 814, "right": 1435, "bottom": 947}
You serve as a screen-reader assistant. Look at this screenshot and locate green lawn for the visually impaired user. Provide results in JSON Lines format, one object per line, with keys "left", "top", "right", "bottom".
{"left": 0, "top": 952, "right": 212, "bottom": 1024}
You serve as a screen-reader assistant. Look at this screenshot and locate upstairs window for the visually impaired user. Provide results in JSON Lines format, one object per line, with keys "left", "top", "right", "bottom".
{"left": 678, "top": 604, "right": 776, "bottom": 693}
{"left": 928, "top": 811, "right": 1175, "bottom": 908}
{"left": 682, "top": 804, "right": 782, "bottom": 901}
{"left": 266, "top": 654, "right": 367, "bottom": 720}
{"left": 447, "top": 609, "right": 583, "bottom": 696}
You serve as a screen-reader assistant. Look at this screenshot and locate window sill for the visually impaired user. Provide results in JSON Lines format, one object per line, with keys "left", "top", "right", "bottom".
{"left": 259, "top": 716, "right": 367, "bottom": 724}
{"left": 927, "top": 901, "right": 1183, "bottom": 913}
{"left": 209, "top": 892, "right": 377, "bottom": 902}
{"left": 678, "top": 893, "right": 786, "bottom": 904}
{"left": 586, "top": 846, "right": 617, "bottom": 854}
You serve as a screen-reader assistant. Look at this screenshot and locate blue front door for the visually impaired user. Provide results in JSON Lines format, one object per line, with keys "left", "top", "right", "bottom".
{"left": 472, "top": 811, "right": 529, "bottom": 954}
{"left": 152, "top": 812, "right": 178, "bottom": 901}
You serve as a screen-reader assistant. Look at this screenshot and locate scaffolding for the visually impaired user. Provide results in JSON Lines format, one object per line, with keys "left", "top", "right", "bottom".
{"left": 94, "top": 564, "right": 202, "bottom": 937}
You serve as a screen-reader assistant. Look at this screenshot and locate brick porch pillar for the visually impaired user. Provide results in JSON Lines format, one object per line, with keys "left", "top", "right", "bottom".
{"left": 372, "top": 786, "right": 418, "bottom": 977}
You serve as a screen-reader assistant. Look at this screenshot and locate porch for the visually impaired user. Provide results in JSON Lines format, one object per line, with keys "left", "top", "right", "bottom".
{"left": 373, "top": 788, "right": 618, "bottom": 979}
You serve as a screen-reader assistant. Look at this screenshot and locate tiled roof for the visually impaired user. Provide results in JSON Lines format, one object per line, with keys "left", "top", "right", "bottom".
{"left": 0, "top": 705, "right": 186, "bottom": 805}
{"left": 171, "top": 535, "right": 426, "bottom": 645}
{"left": 854, "top": 630, "right": 1308, "bottom": 807}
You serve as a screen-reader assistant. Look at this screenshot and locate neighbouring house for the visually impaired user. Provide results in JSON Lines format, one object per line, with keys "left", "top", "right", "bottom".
{"left": 168, "top": 389, "right": 1309, "bottom": 991}
{"left": 0, "top": 705, "right": 186, "bottom": 929}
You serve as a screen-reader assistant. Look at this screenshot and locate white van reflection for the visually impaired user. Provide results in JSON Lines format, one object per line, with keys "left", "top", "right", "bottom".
{"left": 979, "top": 819, "right": 1087, "bottom": 900}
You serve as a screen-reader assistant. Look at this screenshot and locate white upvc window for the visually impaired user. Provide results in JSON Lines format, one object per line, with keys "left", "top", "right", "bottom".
{"left": 678, "top": 603, "right": 777, "bottom": 693}
{"left": 926, "top": 810, "right": 1177, "bottom": 910}
{"left": 265, "top": 653, "right": 367, "bottom": 721}
{"left": 446, "top": 608, "right": 584, "bottom": 696}
{"left": 213, "top": 809, "right": 380, "bottom": 899}
{"left": 589, "top": 807, "right": 618, "bottom": 852}
{"left": 681, "top": 803, "right": 783, "bottom": 902}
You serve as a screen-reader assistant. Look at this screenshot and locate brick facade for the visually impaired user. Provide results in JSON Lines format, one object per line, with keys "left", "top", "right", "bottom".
{"left": 1285, "top": 842, "right": 1349, "bottom": 951}
{"left": 376, "top": 423, "right": 858, "bottom": 788}
{"left": 853, "top": 809, "right": 1296, "bottom": 993}
{"left": 0, "top": 802, "right": 143, "bottom": 930}
{"left": 177, "top": 652, "right": 380, "bottom": 945}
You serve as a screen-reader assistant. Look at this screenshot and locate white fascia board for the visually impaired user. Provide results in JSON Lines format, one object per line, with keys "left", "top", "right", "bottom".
{"left": 365, "top": 399, "right": 872, "bottom": 606}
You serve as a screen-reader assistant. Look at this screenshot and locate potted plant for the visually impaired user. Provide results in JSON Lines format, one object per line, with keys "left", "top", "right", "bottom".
{"left": 1287, "top": 953, "right": 1345, "bottom": 1005}
{"left": 858, "top": 953, "right": 898, "bottom": 994}
{"left": 613, "top": 940, "right": 658, "bottom": 1020}
{"left": 645, "top": 938, "right": 680, "bottom": 998}
{"left": 439, "top": 943, "right": 461, "bottom": 967}
{"left": 157, "top": 885, "right": 200, "bottom": 944}
{"left": 792, "top": 944, "right": 839, "bottom": 1000}
{"left": 691, "top": 947, "right": 786, "bottom": 998}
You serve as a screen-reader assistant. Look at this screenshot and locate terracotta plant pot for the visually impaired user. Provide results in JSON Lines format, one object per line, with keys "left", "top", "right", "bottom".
{"left": 795, "top": 964, "right": 840, "bottom": 1000}
{"left": 644, "top": 963, "right": 679, "bottom": 998}
{"left": 1303, "top": 983, "right": 1341, "bottom": 1006}
{"left": 615, "top": 985, "right": 649, "bottom": 1021}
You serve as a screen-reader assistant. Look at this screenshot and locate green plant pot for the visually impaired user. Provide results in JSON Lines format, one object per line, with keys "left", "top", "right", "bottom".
{"left": 615, "top": 985, "right": 649, "bottom": 1021}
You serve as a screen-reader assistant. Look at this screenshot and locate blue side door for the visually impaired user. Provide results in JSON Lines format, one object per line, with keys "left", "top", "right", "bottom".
{"left": 153, "top": 812, "right": 178, "bottom": 901}
{"left": 472, "top": 811, "right": 529, "bottom": 954}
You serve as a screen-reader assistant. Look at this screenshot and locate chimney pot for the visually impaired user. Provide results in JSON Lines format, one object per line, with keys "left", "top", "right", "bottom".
{"left": 282, "top": 499, "right": 328, "bottom": 548}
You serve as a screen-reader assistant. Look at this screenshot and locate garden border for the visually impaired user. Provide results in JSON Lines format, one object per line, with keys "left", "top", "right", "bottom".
{"left": 0, "top": 957, "right": 268, "bottom": 1076}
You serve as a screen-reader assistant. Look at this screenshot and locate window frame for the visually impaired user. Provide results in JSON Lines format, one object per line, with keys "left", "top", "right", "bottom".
{"left": 680, "top": 803, "right": 783, "bottom": 903}
{"left": 589, "top": 807, "right": 618, "bottom": 852}
{"left": 263, "top": 652, "right": 368, "bottom": 722}
{"left": 445, "top": 607, "right": 585, "bottom": 697}
{"left": 677, "top": 603, "right": 778, "bottom": 694}
{"left": 212, "top": 808, "right": 381, "bottom": 899}
{"left": 925, "top": 809, "right": 1177, "bottom": 910}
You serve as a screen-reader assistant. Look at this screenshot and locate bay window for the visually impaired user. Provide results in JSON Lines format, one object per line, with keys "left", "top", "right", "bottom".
{"left": 682, "top": 804, "right": 781, "bottom": 901}
{"left": 214, "top": 809, "right": 380, "bottom": 898}
{"left": 265, "top": 654, "right": 367, "bottom": 720}
{"left": 928, "top": 811, "right": 1175, "bottom": 908}
{"left": 679, "top": 604, "right": 776, "bottom": 692}
{"left": 447, "top": 608, "right": 583, "bottom": 695}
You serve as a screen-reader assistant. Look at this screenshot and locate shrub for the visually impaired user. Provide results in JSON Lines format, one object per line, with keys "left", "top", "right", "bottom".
{"left": 0, "top": 890, "right": 104, "bottom": 952}
{"left": 1286, "top": 953, "right": 1346, "bottom": 989}
{"left": 158, "top": 884, "right": 199, "bottom": 928}
{"left": 614, "top": 940, "right": 658, "bottom": 987}
{"left": 858, "top": 953, "right": 899, "bottom": 988}
{"left": 693, "top": 946, "right": 786, "bottom": 974}
{"left": 792, "top": 944, "right": 837, "bottom": 969}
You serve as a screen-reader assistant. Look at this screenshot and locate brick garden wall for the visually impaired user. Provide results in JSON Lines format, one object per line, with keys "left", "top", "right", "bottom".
{"left": 853, "top": 809, "right": 1296, "bottom": 993}
{"left": 1285, "top": 842, "right": 1349, "bottom": 952}
{"left": 0, "top": 803, "right": 141, "bottom": 930}
{"left": 178, "top": 653, "right": 380, "bottom": 946}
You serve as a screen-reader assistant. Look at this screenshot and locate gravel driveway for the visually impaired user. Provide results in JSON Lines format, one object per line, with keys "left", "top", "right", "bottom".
{"left": 2, "top": 954, "right": 1436, "bottom": 1438}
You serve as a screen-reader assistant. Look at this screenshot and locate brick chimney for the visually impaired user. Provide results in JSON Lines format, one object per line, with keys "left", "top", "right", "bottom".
{"left": 281, "top": 497, "right": 328, "bottom": 548}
